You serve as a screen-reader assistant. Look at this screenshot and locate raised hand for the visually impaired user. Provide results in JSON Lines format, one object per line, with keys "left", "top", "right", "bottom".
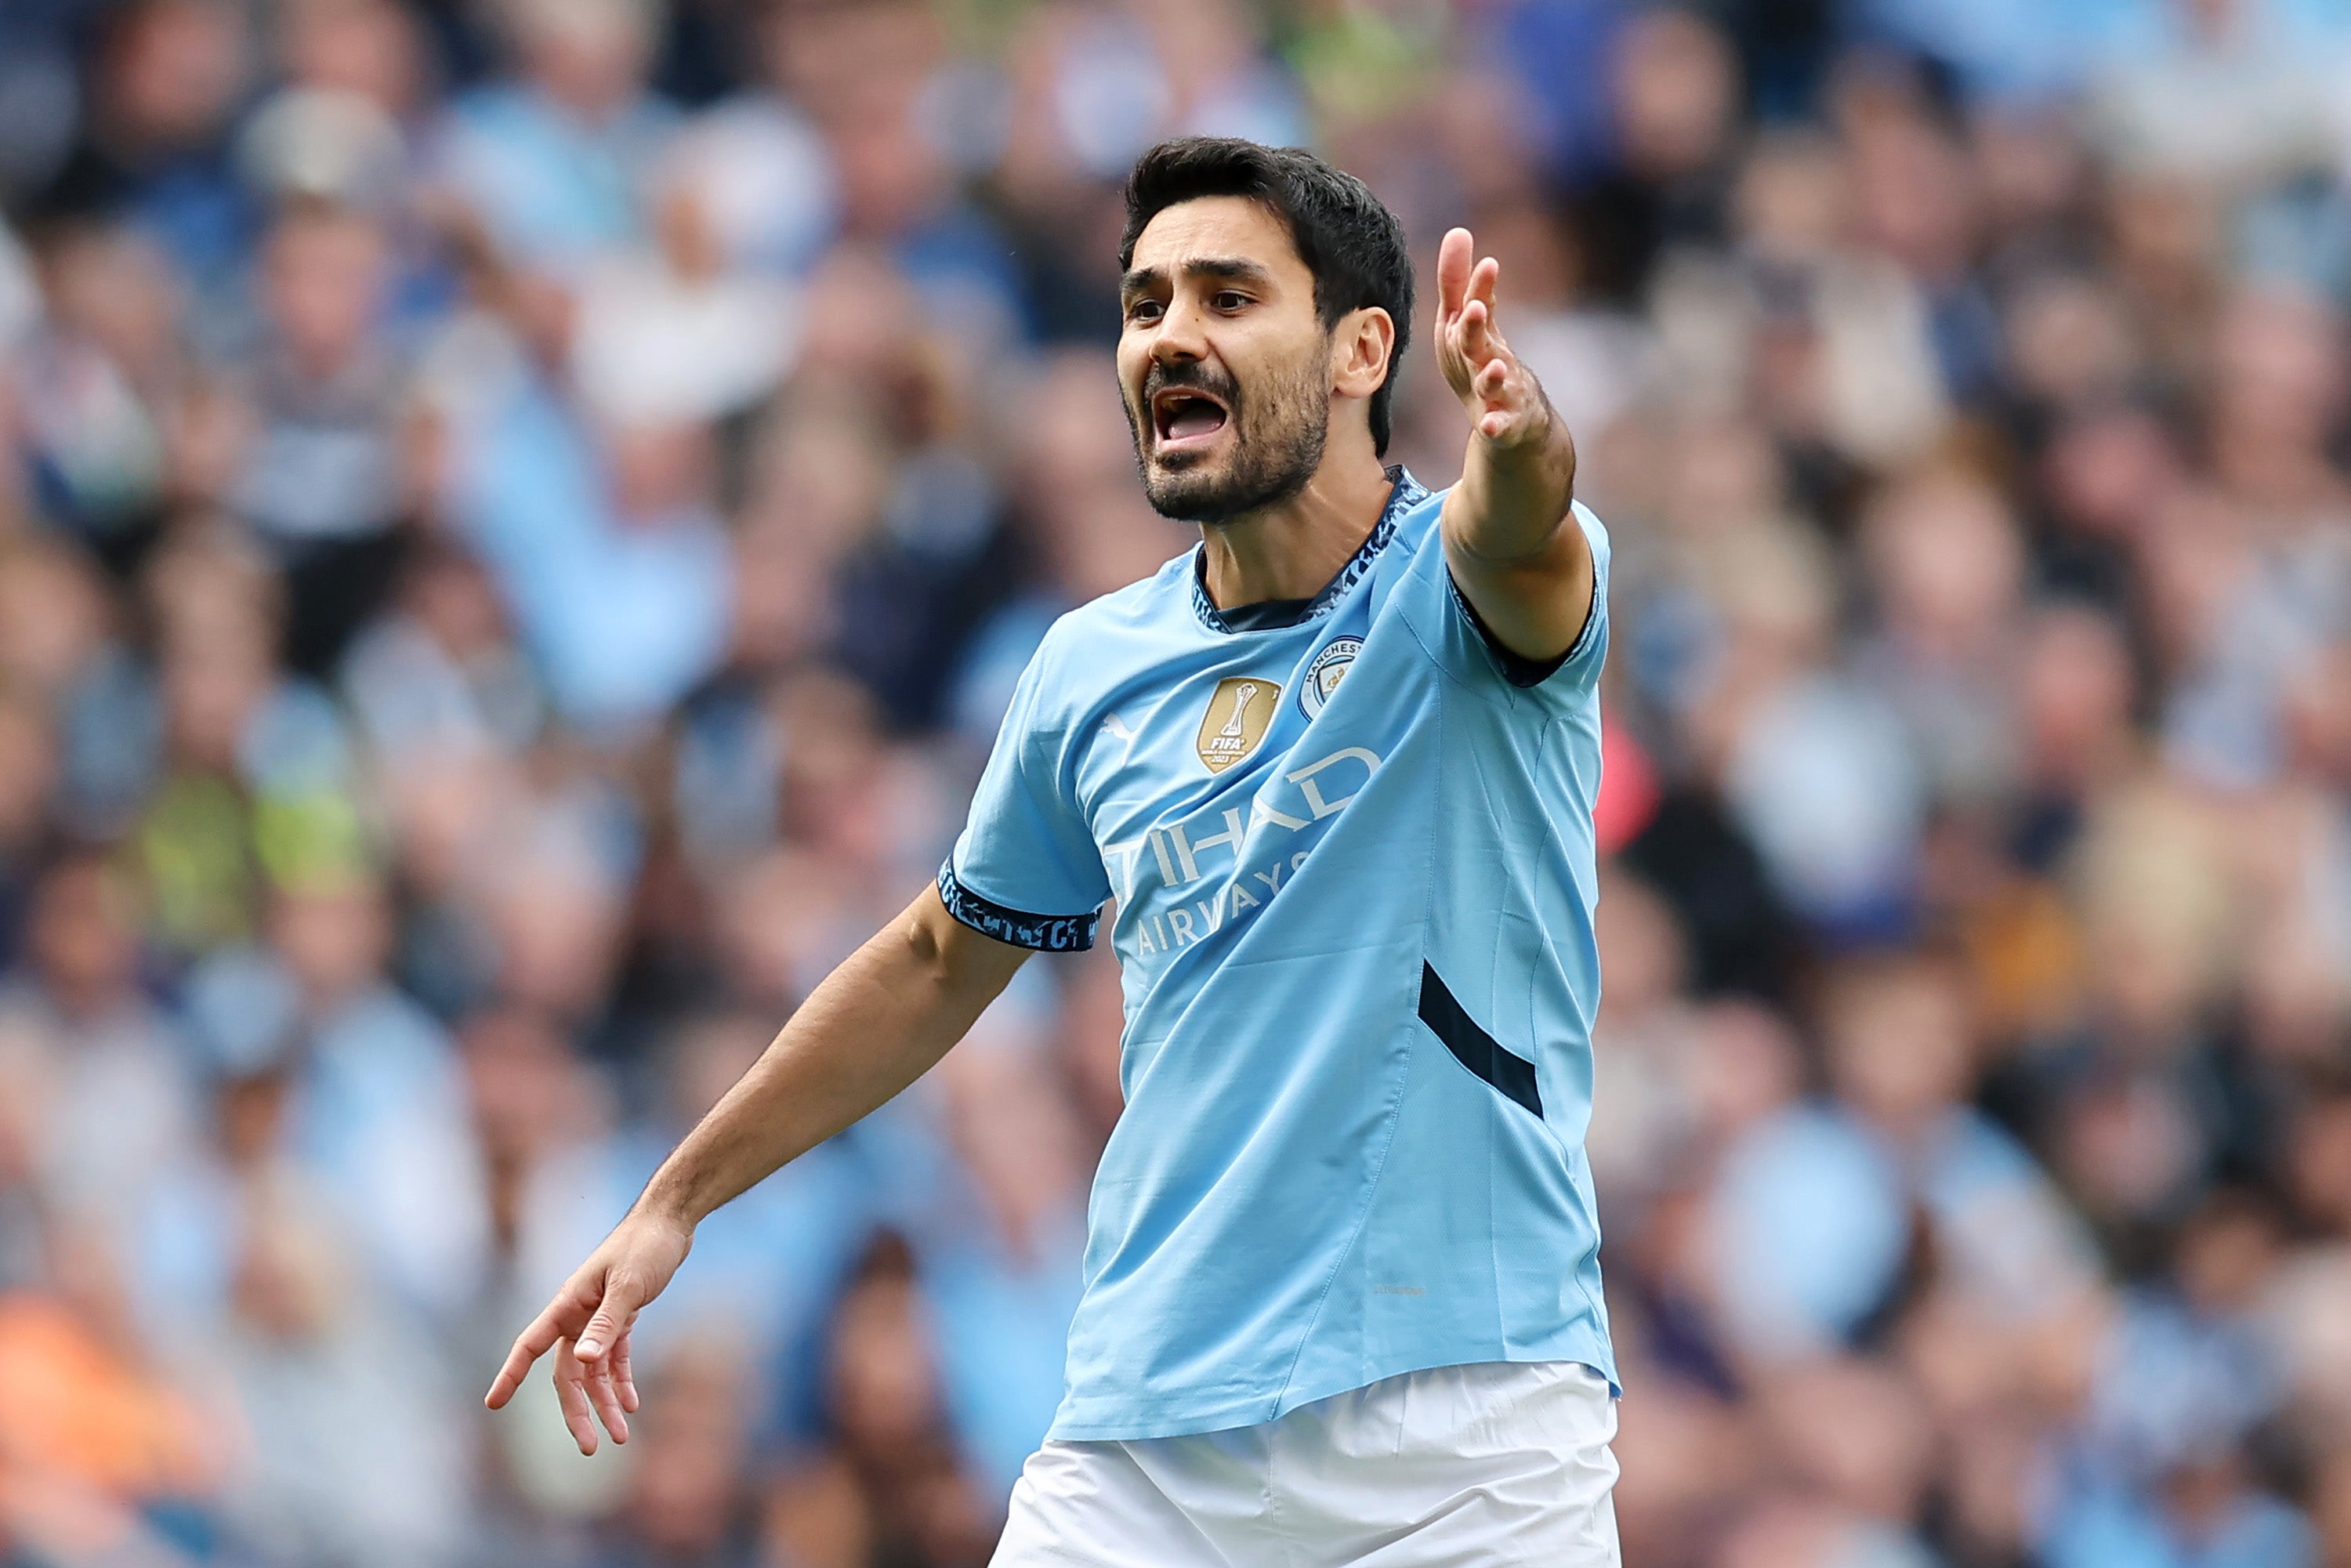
{"left": 484, "top": 1208, "right": 692, "bottom": 1454}
{"left": 1434, "top": 227, "right": 1550, "bottom": 448}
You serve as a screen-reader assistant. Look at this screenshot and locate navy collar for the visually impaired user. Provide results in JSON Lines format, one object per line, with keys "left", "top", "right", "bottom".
{"left": 1190, "top": 465, "right": 1428, "bottom": 635}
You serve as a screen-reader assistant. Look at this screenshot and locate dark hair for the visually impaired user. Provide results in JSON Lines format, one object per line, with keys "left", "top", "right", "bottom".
{"left": 1121, "top": 138, "right": 1415, "bottom": 456}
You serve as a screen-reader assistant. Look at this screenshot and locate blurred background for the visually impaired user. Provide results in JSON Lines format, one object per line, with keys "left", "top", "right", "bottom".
{"left": 1, "top": 0, "right": 2349, "bottom": 1564}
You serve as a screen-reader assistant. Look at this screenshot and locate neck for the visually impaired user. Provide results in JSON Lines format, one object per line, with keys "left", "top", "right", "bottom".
{"left": 1197, "top": 444, "right": 1394, "bottom": 609}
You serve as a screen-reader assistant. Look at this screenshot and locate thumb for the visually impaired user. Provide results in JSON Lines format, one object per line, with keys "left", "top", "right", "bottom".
{"left": 574, "top": 1274, "right": 642, "bottom": 1364}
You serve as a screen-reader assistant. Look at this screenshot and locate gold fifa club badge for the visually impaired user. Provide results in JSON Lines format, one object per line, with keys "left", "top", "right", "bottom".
{"left": 1195, "top": 676, "right": 1280, "bottom": 773}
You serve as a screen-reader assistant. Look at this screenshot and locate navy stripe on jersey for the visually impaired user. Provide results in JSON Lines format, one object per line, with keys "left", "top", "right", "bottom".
{"left": 1447, "top": 578, "right": 1579, "bottom": 688}
{"left": 1418, "top": 963, "right": 1543, "bottom": 1117}
{"left": 937, "top": 860, "right": 1098, "bottom": 951}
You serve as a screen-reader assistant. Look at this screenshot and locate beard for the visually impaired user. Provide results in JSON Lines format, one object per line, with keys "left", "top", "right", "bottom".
{"left": 1125, "top": 348, "right": 1330, "bottom": 525}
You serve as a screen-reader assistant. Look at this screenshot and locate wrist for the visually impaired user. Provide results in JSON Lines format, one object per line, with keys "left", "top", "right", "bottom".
{"left": 631, "top": 1175, "right": 705, "bottom": 1233}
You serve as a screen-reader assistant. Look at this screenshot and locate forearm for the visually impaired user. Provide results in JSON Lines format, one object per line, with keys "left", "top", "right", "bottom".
{"left": 483, "top": 893, "right": 1025, "bottom": 1440}
{"left": 635, "top": 888, "right": 1023, "bottom": 1227}
{"left": 1447, "top": 399, "right": 1577, "bottom": 564}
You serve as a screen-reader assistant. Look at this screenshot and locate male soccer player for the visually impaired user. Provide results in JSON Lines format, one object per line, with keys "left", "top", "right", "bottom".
{"left": 488, "top": 137, "right": 1620, "bottom": 1564}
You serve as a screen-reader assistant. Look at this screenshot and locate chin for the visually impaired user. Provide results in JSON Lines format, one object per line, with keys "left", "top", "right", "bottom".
{"left": 1141, "top": 471, "right": 1233, "bottom": 522}
{"left": 1139, "top": 447, "right": 1224, "bottom": 508}
{"left": 1136, "top": 418, "right": 1321, "bottom": 523}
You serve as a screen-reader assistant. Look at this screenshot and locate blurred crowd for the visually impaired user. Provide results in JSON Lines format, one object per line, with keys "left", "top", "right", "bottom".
{"left": 1, "top": 0, "right": 2350, "bottom": 1564}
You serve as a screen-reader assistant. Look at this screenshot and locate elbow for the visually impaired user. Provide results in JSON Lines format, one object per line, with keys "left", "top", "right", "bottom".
{"left": 884, "top": 884, "right": 1031, "bottom": 1016}
{"left": 894, "top": 889, "right": 982, "bottom": 1001}
{"left": 897, "top": 906, "right": 955, "bottom": 990}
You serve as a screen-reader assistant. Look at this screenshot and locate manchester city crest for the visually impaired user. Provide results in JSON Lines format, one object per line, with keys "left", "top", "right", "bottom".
{"left": 1299, "top": 637, "right": 1361, "bottom": 718}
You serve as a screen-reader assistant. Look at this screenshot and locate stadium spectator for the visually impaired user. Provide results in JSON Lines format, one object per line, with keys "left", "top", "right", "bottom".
{"left": 0, "top": 2, "right": 2345, "bottom": 1563}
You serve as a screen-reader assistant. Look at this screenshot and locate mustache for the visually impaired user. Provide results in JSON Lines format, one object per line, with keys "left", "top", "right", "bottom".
{"left": 1141, "top": 360, "right": 1242, "bottom": 411}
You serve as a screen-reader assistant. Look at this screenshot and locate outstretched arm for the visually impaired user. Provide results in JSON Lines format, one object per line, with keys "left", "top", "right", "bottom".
{"left": 483, "top": 885, "right": 1033, "bottom": 1453}
{"left": 1432, "top": 227, "right": 1594, "bottom": 667}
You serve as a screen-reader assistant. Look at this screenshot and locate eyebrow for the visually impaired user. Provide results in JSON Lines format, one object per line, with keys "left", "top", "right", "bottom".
{"left": 1119, "top": 256, "right": 1280, "bottom": 298}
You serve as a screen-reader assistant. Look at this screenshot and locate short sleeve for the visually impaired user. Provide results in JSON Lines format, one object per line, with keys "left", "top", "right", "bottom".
{"left": 1508, "top": 499, "right": 1610, "bottom": 692}
{"left": 1410, "top": 498, "right": 1612, "bottom": 701}
{"left": 940, "top": 631, "right": 1110, "bottom": 951}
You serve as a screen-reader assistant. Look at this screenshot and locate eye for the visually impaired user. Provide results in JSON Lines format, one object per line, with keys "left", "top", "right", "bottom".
{"left": 1125, "top": 298, "right": 1164, "bottom": 324}
{"left": 1212, "top": 291, "right": 1249, "bottom": 312}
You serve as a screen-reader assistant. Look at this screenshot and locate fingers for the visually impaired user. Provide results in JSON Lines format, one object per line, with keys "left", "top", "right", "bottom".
{"left": 552, "top": 1340, "right": 601, "bottom": 1455}
{"left": 489, "top": 1291, "right": 636, "bottom": 1451}
{"left": 1456, "top": 312, "right": 1531, "bottom": 435}
{"left": 487, "top": 1221, "right": 690, "bottom": 1451}
{"left": 1479, "top": 375, "right": 1551, "bottom": 445}
{"left": 612, "top": 1330, "right": 640, "bottom": 1414}
{"left": 1439, "top": 238, "right": 1516, "bottom": 424}
{"left": 1436, "top": 228, "right": 1473, "bottom": 318}
{"left": 487, "top": 1265, "right": 607, "bottom": 1409}
{"left": 1469, "top": 254, "right": 1500, "bottom": 317}
{"left": 485, "top": 1302, "right": 571, "bottom": 1410}
{"left": 585, "top": 1352, "right": 631, "bottom": 1446}
{"left": 1454, "top": 255, "right": 1504, "bottom": 365}
{"left": 1457, "top": 300, "right": 1495, "bottom": 376}
{"left": 1458, "top": 245, "right": 1539, "bottom": 444}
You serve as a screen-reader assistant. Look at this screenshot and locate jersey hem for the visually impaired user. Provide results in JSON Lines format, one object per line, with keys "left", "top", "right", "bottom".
{"left": 1046, "top": 1336, "right": 1621, "bottom": 1443}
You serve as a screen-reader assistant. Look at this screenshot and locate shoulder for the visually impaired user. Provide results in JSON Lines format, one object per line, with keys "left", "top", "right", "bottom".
{"left": 1010, "top": 549, "right": 1197, "bottom": 716}
{"left": 1036, "top": 549, "right": 1198, "bottom": 659}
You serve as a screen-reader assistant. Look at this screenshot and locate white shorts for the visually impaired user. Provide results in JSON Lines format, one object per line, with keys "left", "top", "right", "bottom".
{"left": 991, "top": 1361, "right": 1621, "bottom": 1567}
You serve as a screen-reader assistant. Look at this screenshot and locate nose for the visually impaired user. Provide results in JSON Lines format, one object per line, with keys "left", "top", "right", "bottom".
{"left": 1149, "top": 295, "right": 1209, "bottom": 368}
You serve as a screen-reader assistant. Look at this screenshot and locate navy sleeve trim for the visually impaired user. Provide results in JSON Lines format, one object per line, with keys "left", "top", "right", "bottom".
{"left": 936, "top": 860, "right": 1098, "bottom": 951}
{"left": 1447, "top": 574, "right": 1587, "bottom": 688}
{"left": 1418, "top": 963, "right": 1544, "bottom": 1118}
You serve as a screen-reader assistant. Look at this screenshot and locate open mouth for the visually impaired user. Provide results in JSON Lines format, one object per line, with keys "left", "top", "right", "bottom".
{"left": 1150, "top": 387, "right": 1230, "bottom": 454}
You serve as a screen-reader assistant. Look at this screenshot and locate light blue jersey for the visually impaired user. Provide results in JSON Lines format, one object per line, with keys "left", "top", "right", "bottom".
{"left": 940, "top": 469, "right": 1617, "bottom": 1441}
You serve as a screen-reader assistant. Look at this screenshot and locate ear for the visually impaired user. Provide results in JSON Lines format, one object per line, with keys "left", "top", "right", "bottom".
{"left": 1329, "top": 306, "right": 1396, "bottom": 404}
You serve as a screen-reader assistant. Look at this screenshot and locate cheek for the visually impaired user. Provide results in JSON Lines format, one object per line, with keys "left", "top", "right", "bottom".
{"left": 1236, "top": 340, "right": 1324, "bottom": 420}
{"left": 1115, "top": 339, "right": 1151, "bottom": 395}
{"left": 1116, "top": 366, "right": 1153, "bottom": 429}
